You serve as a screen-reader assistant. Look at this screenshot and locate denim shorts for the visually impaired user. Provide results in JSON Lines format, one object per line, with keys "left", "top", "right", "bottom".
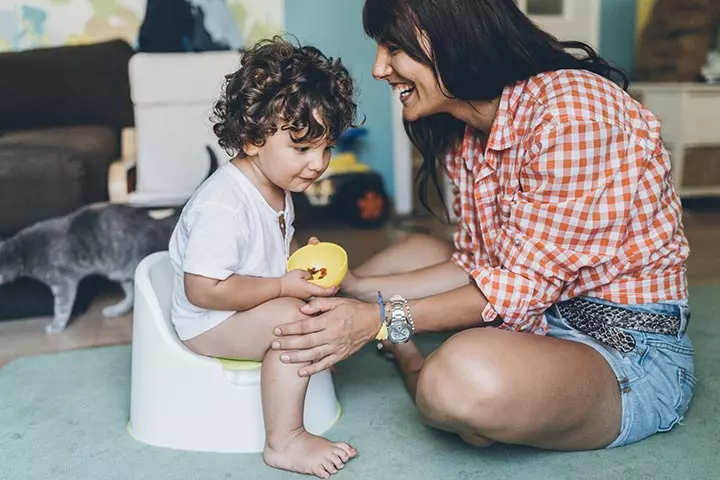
{"left": 545, "top": 297, "right": 696, "bottom": 448}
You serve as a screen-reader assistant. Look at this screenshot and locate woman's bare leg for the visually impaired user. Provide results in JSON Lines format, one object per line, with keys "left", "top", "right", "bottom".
{"left": 355, "top": 235, "right": 621, "bottom": 449}
{"left": 378, "top": 338, "right": 495, "bottom": 448}
{"left": 185, "top": 298, "right": 356, "bottom": 479}
{"left": 356, "top": 234, "right": 495, "bottom": 444}
{"left": 353, "top": 233, "right": 453, "bottom": 277}
{"left": 411, "top": 328, "right": 622, "bottom": 450}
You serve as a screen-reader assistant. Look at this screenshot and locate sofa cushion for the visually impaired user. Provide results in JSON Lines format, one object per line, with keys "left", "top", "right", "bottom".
{"left": 0, "top": 126, "right": 119, "bottom": 208}
{"left": 0, "top": 40, "right": 134, "bottom": 133}
{"left": 0, "top": 146, "right": 89, "bottom": 237}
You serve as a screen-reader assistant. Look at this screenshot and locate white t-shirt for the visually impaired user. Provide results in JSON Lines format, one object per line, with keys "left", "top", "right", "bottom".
{"left": 168, "top": 162, "right": 294, "bottom": 340}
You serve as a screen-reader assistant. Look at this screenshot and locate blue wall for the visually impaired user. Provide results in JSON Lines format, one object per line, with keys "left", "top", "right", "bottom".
{"left": 599, "top": 0, "right": 638, "bottom": 79}
{"left": 285, "top": 0, "right": 639, "bottom": 201}
{"left": 285, "top": 0, "right": 395, "bottom": 198}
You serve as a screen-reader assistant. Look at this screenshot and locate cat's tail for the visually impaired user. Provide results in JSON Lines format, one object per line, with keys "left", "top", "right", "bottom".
{"left": 160, "top": 208, "right": 182, "bottom": 228}
{"left": 205, "top": 145, "right": 220, "bottom": 180}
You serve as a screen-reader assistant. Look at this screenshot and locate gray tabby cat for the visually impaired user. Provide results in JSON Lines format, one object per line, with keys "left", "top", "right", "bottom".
{"left": 0, "top": 204, "right": 179, "bottom": 333}
{"left": 0, "top": 146, "right": 219, "bottom": 334}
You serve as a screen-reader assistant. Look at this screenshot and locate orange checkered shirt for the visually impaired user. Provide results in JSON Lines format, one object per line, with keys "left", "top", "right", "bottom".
{"left": 448, "top": 69, "right": 689, "bottom": 335}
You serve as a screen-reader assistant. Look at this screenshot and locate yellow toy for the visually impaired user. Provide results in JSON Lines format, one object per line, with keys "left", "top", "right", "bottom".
{"left": 287, "top": 242, "right": 348, "bottom": 288}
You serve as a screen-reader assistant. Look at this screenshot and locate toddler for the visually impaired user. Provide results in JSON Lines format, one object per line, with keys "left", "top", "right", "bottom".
{"left": 168, "top": 37, "right": 358, "bottom": 478}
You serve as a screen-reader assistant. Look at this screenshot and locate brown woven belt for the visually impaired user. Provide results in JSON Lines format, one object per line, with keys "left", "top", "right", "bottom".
{"left": 556, "top": 297, "right": 683, "bottom": 353}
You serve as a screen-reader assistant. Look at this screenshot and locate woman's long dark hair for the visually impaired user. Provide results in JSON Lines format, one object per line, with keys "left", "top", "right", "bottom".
{"left": 363, "top": 0, "right": 629, "bottom": 217}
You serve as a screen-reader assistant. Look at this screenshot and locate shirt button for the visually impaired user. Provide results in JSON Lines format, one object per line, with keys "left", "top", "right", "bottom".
{"left": 514, "top": 236, "right": 522, "bottom": 247}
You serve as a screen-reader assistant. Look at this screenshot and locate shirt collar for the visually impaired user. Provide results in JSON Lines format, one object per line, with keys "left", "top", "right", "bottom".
{"left": 460, "top": 82, "right": 519, "bottom": 173}
{"left": 485, "top": 83, "right": 517, "bottom": 152}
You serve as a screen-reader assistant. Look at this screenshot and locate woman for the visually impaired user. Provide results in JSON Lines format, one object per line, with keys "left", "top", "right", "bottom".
{"left": 272, "top": 0, "right": 695, "bottom": 450}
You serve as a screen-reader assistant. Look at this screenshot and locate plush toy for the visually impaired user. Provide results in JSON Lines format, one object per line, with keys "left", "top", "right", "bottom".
{"left": 295, "top": 128, "right": 391, "bottom": 228}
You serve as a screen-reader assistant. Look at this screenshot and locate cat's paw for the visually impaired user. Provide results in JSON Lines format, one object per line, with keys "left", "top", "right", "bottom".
{"left": 45, "top": 322, "right": 67, "bottom": 334}
{"left": 102, "top": 304, "right": 132, "bottom": 318}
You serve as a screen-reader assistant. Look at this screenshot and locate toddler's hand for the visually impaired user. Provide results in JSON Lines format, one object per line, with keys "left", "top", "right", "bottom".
{"left": 308, "top": 237, "right": 362, "bottom": 297}
{"left": 280, "top": 269, "right": 337, "bottom": 300}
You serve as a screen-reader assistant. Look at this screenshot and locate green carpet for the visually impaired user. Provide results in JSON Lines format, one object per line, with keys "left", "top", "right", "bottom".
{"left": 1, "top": 286, "right": 719, "bottom": 480}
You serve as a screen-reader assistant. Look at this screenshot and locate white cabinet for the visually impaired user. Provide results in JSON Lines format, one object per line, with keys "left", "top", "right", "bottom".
{"left": 519, "top": 0, "right": 600, "bottom": 49}
{"left": 630, "top": 82, "right": 720, "bottom": 198}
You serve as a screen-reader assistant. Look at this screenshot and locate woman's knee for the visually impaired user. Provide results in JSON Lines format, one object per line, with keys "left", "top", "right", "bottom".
{"left": 415, "top": 329, "right": 510, "bottom": 430}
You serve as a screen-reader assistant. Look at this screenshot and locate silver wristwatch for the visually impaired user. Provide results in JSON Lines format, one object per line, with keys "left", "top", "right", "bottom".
{"left": 386, "top": 294, "right": 415, "bottom": 344}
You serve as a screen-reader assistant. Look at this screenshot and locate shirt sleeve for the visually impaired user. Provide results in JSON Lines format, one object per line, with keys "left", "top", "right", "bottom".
{"left": 445, "top": 148, "right": 473, "bottom": 272}
{"left": 468, "top": 120, "right": 640, "bottom": 332}
{"left": 450, "top": 187, "right": 474, "bottom": 271}
{"left": 182, "top": 203, "right": 247, "bottom": 280}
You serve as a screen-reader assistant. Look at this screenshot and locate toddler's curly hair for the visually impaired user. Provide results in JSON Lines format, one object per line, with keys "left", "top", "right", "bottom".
{"left": 212, "top": 37, "right": 358, "bottom": 157}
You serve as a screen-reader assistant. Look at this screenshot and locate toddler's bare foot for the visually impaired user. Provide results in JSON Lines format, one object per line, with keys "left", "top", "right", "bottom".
{"left": 264, "top": 429, "right": 357, "bottom": 479}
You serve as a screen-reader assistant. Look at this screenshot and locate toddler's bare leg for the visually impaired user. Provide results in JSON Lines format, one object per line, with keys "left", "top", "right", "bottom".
{"left": 261, "top": 348, "right": 355, "bottom": 478}
{"left": 184, "top": 298, "right": 356, "bottom": 478}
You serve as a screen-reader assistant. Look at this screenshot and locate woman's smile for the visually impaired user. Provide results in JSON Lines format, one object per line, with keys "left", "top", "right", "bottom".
{"left": 391, "top": 81, "right": 417, "bottom": 104}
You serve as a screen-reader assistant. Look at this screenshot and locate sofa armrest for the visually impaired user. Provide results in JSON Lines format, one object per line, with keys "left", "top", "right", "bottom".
{"left": 108, "top": 127, "right": 138, "bottom": 203}
{"left": 108, "top": 158, "right": 136, "bottom": 203}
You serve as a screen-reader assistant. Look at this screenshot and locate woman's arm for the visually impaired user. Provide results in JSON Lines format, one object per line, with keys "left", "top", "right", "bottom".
{"left": 407, "top": 282, "right": 491, "bottom": 333}
{"left": 344, "top": 260, "right": 472, "bottom": 302}
{"left": 271, "top": 282, "right": 493, "bottom": 376}
{"left": 332, "top": 281, "right": 492, "bottom": 336}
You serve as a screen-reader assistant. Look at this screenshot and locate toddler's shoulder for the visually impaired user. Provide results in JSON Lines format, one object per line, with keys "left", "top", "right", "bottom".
{"left": 184, "top": 164, "right": 252, "bottom": 214}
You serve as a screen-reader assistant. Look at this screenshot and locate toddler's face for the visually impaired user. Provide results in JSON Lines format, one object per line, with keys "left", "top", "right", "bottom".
{"left": 244, "top": 126, "right": 334, "bottom": 193}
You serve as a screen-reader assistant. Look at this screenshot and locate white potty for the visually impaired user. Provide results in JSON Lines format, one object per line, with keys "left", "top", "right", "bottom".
{"left": 128, "top": 251, "right": 341, "bottom": 453}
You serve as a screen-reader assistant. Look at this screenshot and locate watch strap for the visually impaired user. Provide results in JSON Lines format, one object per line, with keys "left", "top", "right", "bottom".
{"left": 388, "top": 295, "right": 415, "bottom": 338}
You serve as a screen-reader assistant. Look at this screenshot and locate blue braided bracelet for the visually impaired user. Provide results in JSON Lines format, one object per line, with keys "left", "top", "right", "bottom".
{"left": 377, "top": 291, "right": 386, "bottom": 326}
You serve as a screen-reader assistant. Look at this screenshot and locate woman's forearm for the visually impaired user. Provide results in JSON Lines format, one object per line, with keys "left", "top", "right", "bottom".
{"left": 350, "top": 260, "right": 471, "bottom": 302}
{"left": 407, "top": 283, "right": 491, "bottom": 334}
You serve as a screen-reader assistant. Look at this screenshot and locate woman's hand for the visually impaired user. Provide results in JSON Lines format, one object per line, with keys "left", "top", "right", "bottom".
{"left": 272, "top": 297, "right": 380, "bottom": 376}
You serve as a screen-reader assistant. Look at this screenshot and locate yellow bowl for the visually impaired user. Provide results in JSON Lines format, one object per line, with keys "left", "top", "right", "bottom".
{"left": 287, "top": 242, "right": 348, "bottom": 288}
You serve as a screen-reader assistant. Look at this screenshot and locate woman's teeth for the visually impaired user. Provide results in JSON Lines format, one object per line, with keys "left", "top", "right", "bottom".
{"left": 393, "top": 83, "right": 416, "bottom": 101}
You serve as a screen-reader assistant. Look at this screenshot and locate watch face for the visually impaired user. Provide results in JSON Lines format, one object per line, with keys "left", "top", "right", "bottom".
{"left": 389, "top": 322, "right": 411, "bottom": 344}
